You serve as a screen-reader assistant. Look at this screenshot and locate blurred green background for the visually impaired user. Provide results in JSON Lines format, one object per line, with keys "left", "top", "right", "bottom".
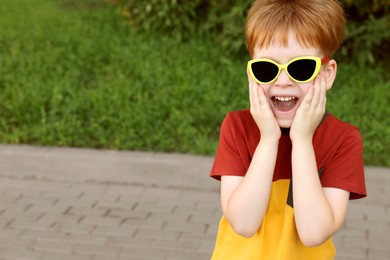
{"left": 0, "top": 0, "right": 389, "bottom": 166}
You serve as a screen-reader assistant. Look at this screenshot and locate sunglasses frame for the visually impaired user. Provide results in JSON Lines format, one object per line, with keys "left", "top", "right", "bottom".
{"left": 247, "top": 56, "right": 330, "bottom": 84}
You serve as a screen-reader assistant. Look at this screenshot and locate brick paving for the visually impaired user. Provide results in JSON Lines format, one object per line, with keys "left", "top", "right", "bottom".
{"left": 0, "top": 145, "right": 388, "bottom": 260}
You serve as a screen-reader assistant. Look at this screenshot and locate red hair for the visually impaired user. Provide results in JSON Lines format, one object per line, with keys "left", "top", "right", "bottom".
{"left": 246, "top": 0, "right": 345, "bottom": 58}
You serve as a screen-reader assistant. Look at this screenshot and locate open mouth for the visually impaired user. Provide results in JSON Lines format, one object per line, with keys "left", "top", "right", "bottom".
{"left": 271, "top": 96, "right": 299, "bottom": 112}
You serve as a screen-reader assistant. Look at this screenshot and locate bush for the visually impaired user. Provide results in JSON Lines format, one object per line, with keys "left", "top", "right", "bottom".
{"left": 339, "top": 0, "right": 390, "bottom": 68}
{"left": 111, "top": 0, "right": 204, "bottom": 40}
{"left": 112, "top": 0, "right": 390, "bottom": 68}
{"left": 111, "top": 0, "right": 252, "bottom": 54}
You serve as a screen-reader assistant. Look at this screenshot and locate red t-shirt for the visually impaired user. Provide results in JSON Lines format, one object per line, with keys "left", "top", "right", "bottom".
{"left": 210, "top": 110, "right": 366, "bottom": 259}
{"left": 211, "top": 109, "right": 366, "bottom": 199}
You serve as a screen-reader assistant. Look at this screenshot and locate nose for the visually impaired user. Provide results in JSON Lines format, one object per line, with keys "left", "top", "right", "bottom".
{"left": 274, "top": 69, "right": 293, "bottom": 87}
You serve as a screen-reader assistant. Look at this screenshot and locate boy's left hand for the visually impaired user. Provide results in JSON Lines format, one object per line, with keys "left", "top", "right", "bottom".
{"left": 290, "top": 74, "right": 327, "bottom": 142}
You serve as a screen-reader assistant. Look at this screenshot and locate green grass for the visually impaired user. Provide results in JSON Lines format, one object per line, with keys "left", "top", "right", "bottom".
{"left": 0, "top": 0, "right": 389, "bottom": 166}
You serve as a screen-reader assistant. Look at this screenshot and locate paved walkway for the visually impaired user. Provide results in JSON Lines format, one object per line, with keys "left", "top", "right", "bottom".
{"left": 0, "top": 145, "right": 388, "bottom": 260}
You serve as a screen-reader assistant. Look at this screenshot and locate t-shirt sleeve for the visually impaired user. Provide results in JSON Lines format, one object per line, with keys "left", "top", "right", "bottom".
{"left": 210, "top": 113, "right": 247, "bottom": 180}
{"left": 320, "top": 128, "right": 367, "bottom": 199}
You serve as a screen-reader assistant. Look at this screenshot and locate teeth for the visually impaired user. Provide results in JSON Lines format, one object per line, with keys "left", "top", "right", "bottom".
{"left": 274, "top": 97, "right": 296, "bottom": 101}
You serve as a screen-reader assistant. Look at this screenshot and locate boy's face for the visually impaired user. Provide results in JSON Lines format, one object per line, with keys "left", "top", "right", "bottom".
{"left": 250, "top": 32, "right": 336, "bottom": 128}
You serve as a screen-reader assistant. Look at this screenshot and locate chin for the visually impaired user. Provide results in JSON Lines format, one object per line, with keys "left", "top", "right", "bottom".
{"left": 276, "top": 118, "right": 293, "bottom": 128}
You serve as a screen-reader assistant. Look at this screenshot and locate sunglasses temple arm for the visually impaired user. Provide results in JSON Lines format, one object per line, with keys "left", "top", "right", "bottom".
{"left": 321, "top": 57, "right": 330, "bottom": 64}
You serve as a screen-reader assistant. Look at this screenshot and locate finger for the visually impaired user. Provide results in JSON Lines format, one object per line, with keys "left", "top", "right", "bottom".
{"left": 310, "top": 73, "right": 326, "bottom": 111}
{"left": 248, "top": 69, "right": 260, "bottom": 110}
{"left": 318, "top": 73, "right": 327, "bottom": 108}
{"left": 311, "top": 73, "right": 326, "bottom": 113}
{"left": 302, "top": 86, "right": 315, "bottom": 109}
{"left": 257, "top": 85, "right": 268, "bottom": 107}
{"left": 310, "top": 76, "right": 322, "bottom": 110}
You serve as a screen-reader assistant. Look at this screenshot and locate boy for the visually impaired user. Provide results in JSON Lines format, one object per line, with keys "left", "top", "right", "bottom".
{"left": 210, "top": 0, "right": 367, "bottom": 259}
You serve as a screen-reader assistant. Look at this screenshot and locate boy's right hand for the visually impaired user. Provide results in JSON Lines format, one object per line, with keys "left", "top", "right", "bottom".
{"left": 248, "top": 71, "right": 281, "bottom": 142}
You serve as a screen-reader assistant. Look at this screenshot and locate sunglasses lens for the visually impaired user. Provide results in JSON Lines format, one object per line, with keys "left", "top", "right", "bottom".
{"left": 251, "top": 61, "right": 279, "bottom": 83}
{"left": 288, "top": 59, "right": 317, "bottom": 81}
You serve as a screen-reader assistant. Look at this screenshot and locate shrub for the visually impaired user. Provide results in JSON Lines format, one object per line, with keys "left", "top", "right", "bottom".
{"left": 110, "top": 0, "right": 252, "bottom": 53}
{"left": 339, "top": 0, "right": 390, "bottom": 68}
{"left": 110, "top": 0, "right": 206, "bottom": 40}
{"left": 112, "top": 0, "right": 390, "bottom": 67}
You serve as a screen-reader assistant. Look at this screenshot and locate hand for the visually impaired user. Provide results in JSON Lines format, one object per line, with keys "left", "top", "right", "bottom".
{"left": 248, "top": 71, "right": 281, "bottom": 141}
{"left": 290, "top": 73, "right": 327, "bottom": 142}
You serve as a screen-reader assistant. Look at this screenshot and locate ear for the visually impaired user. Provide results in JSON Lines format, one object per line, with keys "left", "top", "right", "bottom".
{"left": 324, "top": 59, "right": 337, "bottom": 90}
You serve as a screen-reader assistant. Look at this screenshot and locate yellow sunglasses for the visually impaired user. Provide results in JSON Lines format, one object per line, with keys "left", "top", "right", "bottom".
{"left": 247, "top": 56, "right": 330, "bottom": 84}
